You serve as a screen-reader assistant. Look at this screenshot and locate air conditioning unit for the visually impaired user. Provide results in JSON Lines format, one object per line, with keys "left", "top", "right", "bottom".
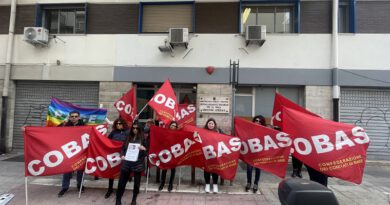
{"left": 245, "top": 25, "right": 266, "bottom": 46}
{"left": 168, "top": 28, "right": 189, "bottom": 49}
{"left": 23, "top": 27, "right": 49, "bottom": 46}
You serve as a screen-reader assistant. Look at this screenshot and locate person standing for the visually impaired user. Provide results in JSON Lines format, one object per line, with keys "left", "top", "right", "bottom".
{"left": 158, "top": 121, "right": 178, "bottom": 192}
{"left": 115, "top": 123, "right": 147, "bottom": 205}
{"left": 291, "top": 156, "right": 303, "bottom": 178}
{"left": 245, "top": 115, "right": 265, "bottom": 193}
{"left": 104, "top": 118, "right": 129, "bottom": 199}
{"left": 203, "top": 118, "right": 223, "bottom": 194}
{"left": 57, "top": 111, "right": 86, "bottom": 197}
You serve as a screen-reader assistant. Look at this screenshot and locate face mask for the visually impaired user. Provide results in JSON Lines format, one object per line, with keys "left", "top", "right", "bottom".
{"left": 144, "top": 126, "right": 150, "bottom": 132}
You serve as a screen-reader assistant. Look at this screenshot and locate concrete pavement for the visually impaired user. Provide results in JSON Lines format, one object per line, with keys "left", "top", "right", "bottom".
{"left": 1, "top": 152, "right": 390, "bottom": 205}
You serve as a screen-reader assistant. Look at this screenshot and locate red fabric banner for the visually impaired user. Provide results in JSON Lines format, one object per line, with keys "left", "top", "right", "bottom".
{"left": 176, "top": 104, "right": 196, "bottom": 129}
{"left": 114, "top": 86, "right": 137, "bottom": 126}
{"left": 24, "top": 126, "right": 93, "bottom": 176}
{"left": 234, "top": 117, "right": 291, "bottom": 178}
{"left": 272, "top": 93, "right": 319, "bottom": 129}
{"left": 148, "top": 126, "right": 204, "bottom": 169}
{"left": 282, "top": 107, "right": 370, "bottom": 184}
{"left": 148, "top": 80, "right": 178, "bottom": 124}
{"left": 85, "top": 127, "right": 123, "bottom": 178}
{"left": 182, "top": 125, "right": 241, "bottom": 180}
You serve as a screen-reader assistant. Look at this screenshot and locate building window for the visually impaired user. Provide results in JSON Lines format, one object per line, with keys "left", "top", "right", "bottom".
{"left": 254, "top": 86, "right": 304, "bottom": 121}
{"left": 39, "top": 4, "right": 86, "bottom": 34}
{"left": 242, "top": 5, "right": 295, "bottom": 33}
{"left": 338, "top": 1, "right": 355, "bottom": 33}
{"left": 140, "top": 2, "right": 194, "bottom": 33}
{"left": 235, "top": 87, "right": 254, "bottom": 118}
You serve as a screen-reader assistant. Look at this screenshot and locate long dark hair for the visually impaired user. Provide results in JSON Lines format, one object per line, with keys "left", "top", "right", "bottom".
{"left": 125, "top": 123, "right": 143, "bottom": 145}
{"left": 111, "top": 118, "right": 128, "bottom": 130}
{"left": 204, "top": 118, "right": 218, "bottom": 132}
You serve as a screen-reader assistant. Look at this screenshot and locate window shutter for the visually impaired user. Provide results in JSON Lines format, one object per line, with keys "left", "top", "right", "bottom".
{"left": 142, "top": 4, "right": 193, "bottom": 33}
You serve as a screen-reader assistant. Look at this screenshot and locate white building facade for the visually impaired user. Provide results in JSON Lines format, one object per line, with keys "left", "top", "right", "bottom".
{"left": 0, "top": 0, "right": 389, "bottom": 160}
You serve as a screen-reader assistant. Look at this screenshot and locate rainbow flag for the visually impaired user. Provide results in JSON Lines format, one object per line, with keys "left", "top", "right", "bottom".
{"left": 46, "top": 97, "right": 107, "bottom": 127}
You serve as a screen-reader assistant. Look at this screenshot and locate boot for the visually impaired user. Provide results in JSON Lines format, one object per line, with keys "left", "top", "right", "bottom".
{"left": 104, "top": 189, "right": 113, "bottom": 199}
{"left": 253, "top": 184, "right": 258, "bottom": 193}
{"left": 131, "top": 195, "right": 137, "bottom": 205}
{"left": 168, "top": 183, "right": 173, "bottom": 192}
{"left": 296, "top": 169, "right": 302, "bottom": 178}
{"left": 245, "top": 183, "right": 251, "bottom": 192}
{"left": 204, "top": 184, "right": 210, "bottom": 193}
{"left": 291, "top": 169, "right": 298, "bottom": 178}
{"left": 158, "top": 183, "right": 164, "bottom": 191}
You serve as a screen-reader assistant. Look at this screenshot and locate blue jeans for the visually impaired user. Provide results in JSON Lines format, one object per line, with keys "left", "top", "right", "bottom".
{"left": 246, "top": 165, "right": 261, "bottom": 185}
{"left": 61, "top": 170, "right": 83, "bottom": 190}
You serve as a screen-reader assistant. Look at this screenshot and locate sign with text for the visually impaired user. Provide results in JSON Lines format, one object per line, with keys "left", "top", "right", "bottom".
{"left": 199, "top": 96, "right": 230, "bottom": 113}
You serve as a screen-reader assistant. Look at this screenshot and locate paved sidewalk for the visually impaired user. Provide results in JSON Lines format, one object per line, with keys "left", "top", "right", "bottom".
{"left": 1, "top": 152, "right": 390, "bottom": 205}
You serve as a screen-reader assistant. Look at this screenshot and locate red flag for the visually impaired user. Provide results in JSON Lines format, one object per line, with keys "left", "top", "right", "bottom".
{"left": 272, "top": 92, "right": 319, "bottom": 129}
{"left": 114, "top": 86, "right": 137, "bottom": 126}
{"left": 85, "top": 127, "right": 123, "bottom": 178}
{"left": 148, "top": 79, "right": 178, "bottom": 124}
{"left": 182, "top": 125, "right": 241, "bottom": 180}
{"left": 283, "top": 107, "right": 370, "bottom": 184}
{"left": 24, "top": 126, "right": 93, "bottom": 176}
{"left": 176, "top": 104, "right": 196, "bottom": 129}
{"left": 234, "top": 117, "right": 291, "bottom": 178}
{"left": 149, "top": 126, "right": 204, "bottom": 169}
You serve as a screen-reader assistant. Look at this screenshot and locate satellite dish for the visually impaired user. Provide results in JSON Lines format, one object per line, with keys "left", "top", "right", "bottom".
{"left": 24, "top": 27, "right": 37, "bottom": 40}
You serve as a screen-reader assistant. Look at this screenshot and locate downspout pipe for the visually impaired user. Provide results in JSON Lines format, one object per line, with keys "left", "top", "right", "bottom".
{"left": 1, "top": 0, "right": 16, "bottom": 154}
{"left": 332, "top": 0, "right": 340, "bottom": 122}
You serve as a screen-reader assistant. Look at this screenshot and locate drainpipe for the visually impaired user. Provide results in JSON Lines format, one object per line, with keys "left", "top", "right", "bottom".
{"left": 332, "top": 0, "right": 340, "bottom": 122}
{"left": 1, "top": 0, "right": 16, "bottom": 154}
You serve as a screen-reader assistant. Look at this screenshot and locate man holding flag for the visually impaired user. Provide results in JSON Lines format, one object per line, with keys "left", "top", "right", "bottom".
{"left": 57, "top": 111, "right": 86, "bottom": 197}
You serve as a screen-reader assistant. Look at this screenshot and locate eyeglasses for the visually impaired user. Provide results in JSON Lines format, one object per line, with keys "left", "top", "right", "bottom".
{"left": 70, "top": 115, "right": 79, "bottom": 118}
{"left": 116, "top": 123, "right": 123, "bottom": 125}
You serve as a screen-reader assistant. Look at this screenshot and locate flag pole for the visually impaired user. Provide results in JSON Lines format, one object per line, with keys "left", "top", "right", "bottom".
{"left": 145, "top": 164, "right": 150, "bottom": 193}
{"left": 134, "top": 103, "right": 149, "bottom": 122}
{"left": 79, "top": 162, "right": 89, "bottom": 198}
{"left": 25, "top": 177, "right": 28, "bottom": 205}
{"left": 78, "top": 172, "right": 85, "bottom": 198}
{"left": 178, "top": 167, "right": 182, "bottom": 191}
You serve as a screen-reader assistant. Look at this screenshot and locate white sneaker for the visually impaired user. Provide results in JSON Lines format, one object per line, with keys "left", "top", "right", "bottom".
{"left": 213, "top": 184, "right": 218, "bottom": 194}
{"left": 205, "top": 184, "right": 210, "bottom": 193}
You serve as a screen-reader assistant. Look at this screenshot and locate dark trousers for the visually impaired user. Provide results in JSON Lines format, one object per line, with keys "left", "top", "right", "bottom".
{"left": 204, "top": 171, "right": 218, "bottom": 184}
{"left": 108, "top": 178, "right": 114, "bottom": 190}
{"left": 161, "top": 168, "right": 176, "bottom": 186}
{"left": 246, "top": 165, "right": 261, "bottom": 185}
{"left": 306, "top": 165, "right": 328, "bottom": 187}
{"left": 116, "top": 170, "right": 142, "bottom": 203}
{"left": 292, "top": 156, "right": 303, "bottom": 171}
{"left": 62, "top": 170, "right": 83, "bottom": 190}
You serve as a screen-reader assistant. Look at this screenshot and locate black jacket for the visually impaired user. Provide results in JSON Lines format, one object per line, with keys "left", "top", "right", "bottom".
{"left": 121, "top": 135, "right": 147, "bottom": 172}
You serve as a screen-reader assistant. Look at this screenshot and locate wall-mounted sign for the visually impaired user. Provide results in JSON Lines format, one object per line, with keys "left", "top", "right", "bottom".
{"left": 199, "top": 96, "right": 230, "bottom": 113}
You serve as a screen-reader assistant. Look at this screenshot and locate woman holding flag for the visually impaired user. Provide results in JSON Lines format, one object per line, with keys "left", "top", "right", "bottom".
{"left": 203, "top": 118, "right": 223, "bottom": 194}
{"left": 115, "top": 123, "right": 147, "bottom": 205}
{"left": 245, "top": 115, "right": 266, "bottom": 193}
{"left": 158, "top": 121, "right": 179, "bottom": 192}
{"left": 104, "top": 118, "right": 129, "bottom": 199}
